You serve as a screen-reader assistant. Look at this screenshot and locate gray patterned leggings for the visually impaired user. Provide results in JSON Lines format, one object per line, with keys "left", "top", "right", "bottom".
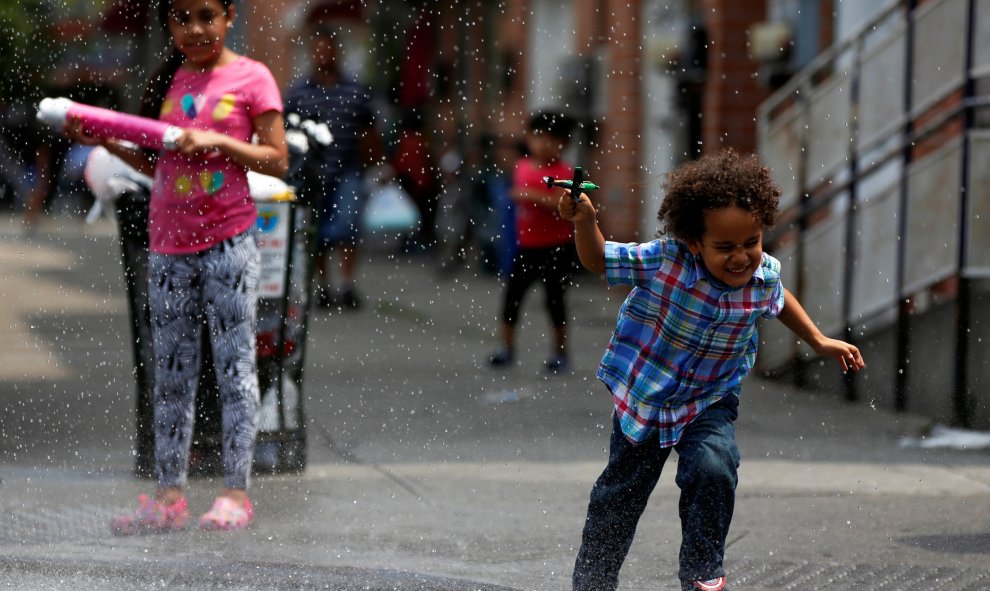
{"left": 148, "top": 232, "right": 261, "bottom": 491}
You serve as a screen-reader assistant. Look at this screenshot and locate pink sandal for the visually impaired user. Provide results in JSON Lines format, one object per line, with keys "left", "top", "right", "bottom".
{"left": 110, "top": 494, "right": 189, "bottom": 535}
{"left": 198, "top": 496, "right": 254, "bottom": 531}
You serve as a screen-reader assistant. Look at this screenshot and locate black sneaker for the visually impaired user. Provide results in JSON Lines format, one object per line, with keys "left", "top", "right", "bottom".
{"left": 488, "top": 348, "right": 514, "bottom": 368}
{"left": 544, "top": 354, "right": 569, "bottom": 374}
{"left": 341, "top": 288, "right": 361, "bottom": 310}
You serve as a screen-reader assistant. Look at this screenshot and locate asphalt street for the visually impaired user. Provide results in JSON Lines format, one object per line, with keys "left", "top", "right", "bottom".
{"left": 1, "top": 213, "right": 989, "bottom": 590}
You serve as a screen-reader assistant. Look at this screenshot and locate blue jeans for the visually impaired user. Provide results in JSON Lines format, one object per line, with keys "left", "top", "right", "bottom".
{"left": 572, "top": 395, "right": 740, "bottom": 591}
{"left": 314, "top": 171, "right": 366, "bottom": 246}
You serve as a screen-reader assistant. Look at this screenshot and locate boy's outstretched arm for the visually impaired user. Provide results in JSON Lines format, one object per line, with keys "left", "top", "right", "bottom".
{"left": 777, "top": 288, "right": 866, "bottom": 372}
{"left": 558, "top": 190, "right": 605, "bottom": 274}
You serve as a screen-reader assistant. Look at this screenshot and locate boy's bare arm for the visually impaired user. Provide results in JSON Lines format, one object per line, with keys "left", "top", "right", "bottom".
{"left": 777, "top": 288, "right": 866, "bottom": 372}
{"left": 558, "top": 191, "right": 605, "bottom": 274}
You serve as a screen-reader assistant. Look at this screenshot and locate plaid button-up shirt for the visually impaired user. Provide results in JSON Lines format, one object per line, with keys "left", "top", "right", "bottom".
{"left": 598, "top": 239, "right": 785, "bottom": 447}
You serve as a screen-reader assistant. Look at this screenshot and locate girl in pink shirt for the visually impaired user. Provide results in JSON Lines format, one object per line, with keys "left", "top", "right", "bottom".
{"left": 68, "top": 0, "right": 287, "bottom": 533}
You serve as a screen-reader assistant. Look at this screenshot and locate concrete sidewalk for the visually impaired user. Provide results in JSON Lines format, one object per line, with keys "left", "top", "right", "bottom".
{"left": 2, "top": 213, "right": 990, "bottom": 590}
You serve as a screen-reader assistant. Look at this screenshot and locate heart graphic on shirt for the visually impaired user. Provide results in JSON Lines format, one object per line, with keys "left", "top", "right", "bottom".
{"left": 180, "top": 94, "right": 208, "bottom": 119}
{"left": 199, "top": 170, "right": 224, "bottom": 194}
{"left": 174, "top": 175, "right": 192, "bottom": 194}
{"left": 212, "top": 94, "right": 237, "bottom": 121}
{"left": 180, "top": 95, "right": 197, "bottom": 118}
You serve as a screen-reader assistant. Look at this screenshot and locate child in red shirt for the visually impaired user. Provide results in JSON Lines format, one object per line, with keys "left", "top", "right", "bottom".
{"left": 488, "top": 111, "right": 577, "bottom": 373}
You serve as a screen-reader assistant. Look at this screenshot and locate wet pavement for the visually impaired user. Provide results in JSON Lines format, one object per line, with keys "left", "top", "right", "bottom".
{"left": 2, "top": 213, "right": 990, "bottom": 590}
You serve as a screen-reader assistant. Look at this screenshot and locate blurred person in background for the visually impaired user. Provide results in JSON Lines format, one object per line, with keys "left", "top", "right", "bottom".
{"left": 20, "top": 82, "right": 117, "bottom": 230}
{"left": 286, "top": 28, "right": 386, "bottom": 312}
{"left": 391, "top": 108, "right": 441, "bottom": 254}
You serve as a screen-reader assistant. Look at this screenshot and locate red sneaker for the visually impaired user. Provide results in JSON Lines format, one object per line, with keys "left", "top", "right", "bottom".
{"left": 110, "top": 494, "right": 189, "bottom": 535}
{"left": 198, "top": 496, "right": 254, "bottom": 531}
{"left": 689, "top": 577, "right": 726, "bottom": 591}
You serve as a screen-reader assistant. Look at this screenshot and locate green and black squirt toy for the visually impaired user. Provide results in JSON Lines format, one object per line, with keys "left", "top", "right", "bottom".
{"left": 543, "top": 166, "right": 599, "bottom": 199}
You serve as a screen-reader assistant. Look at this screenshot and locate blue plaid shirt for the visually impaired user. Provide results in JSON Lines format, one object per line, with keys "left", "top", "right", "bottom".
{"left": 598, "top": 239, "right": 785, "bottom": 446}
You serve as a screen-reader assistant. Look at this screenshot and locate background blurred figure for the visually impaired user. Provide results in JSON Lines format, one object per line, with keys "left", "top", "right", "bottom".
{"left": 19, "top": 83, "right": 116, "bottom": 231}
{"left": 438, "top": 132, "right": 515, "bottom": 278}
{"left": 391, "top": 108, "right": 441, "bottom": 254}
{"left": 17, "top": 123, "right": 70, "bottom": 230}
{"left": 286, "top": 28, "right": 386, "bottom": 312}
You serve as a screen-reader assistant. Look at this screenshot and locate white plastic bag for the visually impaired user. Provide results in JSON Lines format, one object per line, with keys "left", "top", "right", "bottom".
{"left": 362, "top": 181, "right": 420, "bottom": 232}
{"left": 83, "top": 145, "right": 152, "bottom": 205}
{"left": 82, "top": 145, "right": 152, "bottom": 224}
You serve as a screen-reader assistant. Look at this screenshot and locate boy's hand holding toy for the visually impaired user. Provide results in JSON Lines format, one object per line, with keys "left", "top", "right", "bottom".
{"left": 552, "top": 165, "right": 600, "bottom": 223}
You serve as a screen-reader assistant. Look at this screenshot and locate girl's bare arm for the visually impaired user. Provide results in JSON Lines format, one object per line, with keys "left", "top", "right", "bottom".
{"left": 175, "top": 110, "right": 288, "bottom": 178}
{"left": 64, "top": 118, "right": 157, "bottom": 177}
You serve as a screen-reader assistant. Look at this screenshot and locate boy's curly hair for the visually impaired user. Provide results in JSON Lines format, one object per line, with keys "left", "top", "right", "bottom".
{"left": 656, "top": 148, "right": 781, "bottom": 242}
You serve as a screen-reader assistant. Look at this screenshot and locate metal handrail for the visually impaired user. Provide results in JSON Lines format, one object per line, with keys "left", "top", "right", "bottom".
{"left": 757, "top": 0, "right": 904, "bottom": 122}
{"left": 755, "top": 0, "right": 985, "bottom": 426}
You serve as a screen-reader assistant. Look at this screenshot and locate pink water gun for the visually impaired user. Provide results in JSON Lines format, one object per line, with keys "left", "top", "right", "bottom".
{"left": 36, "top": 97, "right": 183, "bottom": 151}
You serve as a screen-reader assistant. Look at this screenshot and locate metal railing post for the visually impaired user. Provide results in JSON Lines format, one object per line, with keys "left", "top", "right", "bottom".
{"left": 952, "top": 0, "right": 977, "bottom": 427}
{"left": 842, "top": 37, "right": 864, "bottom": 403}
{"left": 894, "top": 0, "right": 916, "bottom": 412}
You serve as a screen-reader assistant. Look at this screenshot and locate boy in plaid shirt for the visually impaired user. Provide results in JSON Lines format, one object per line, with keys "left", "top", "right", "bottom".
{"left": 558, "top": 149, "right": 865, "bottom": 591}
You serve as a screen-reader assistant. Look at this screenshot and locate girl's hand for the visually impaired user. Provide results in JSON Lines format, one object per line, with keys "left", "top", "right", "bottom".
{"left": 812, "top": 337, "right": 866, "bottom": 373}
{"left": 558, "top": 190, "right": 596, "bottom": 223}
{"left": 175, "top": 129, "right": 228, "bottom": 156}
{"left": 64, "top": 117, "right": 105, "bottom": 146}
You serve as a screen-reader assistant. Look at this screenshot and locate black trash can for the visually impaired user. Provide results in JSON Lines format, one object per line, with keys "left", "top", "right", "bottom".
{"left": 115, "top": 189, "right": 316, "bottom": 478}
{"left": 114, "top": 189, "right": 156, "bottom": 477}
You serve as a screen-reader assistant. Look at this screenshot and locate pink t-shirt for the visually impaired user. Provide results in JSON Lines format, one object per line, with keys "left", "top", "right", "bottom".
{"left": 149, "top": 56, "right": 283, "bottom": 254}
{"left": 513, "top": 157, "right": 574, "bottom": 249}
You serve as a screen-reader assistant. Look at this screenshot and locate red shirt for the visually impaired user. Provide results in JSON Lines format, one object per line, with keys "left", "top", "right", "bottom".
{"left": 393, "top": 131, "right": 437, "bottom": 194}
{"left": 513, "top": 157, "right": 574, "bottom": 248}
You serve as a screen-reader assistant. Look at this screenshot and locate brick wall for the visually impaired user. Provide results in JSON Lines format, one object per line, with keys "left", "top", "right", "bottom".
{"left": 495, "top": 0, "right": 530, "bottom": 142}
{"left": 595, "top": 0, "right": 643, "bottom": 241}
{"left": 243, "top": 1, "right": 293, "bottom": 90}
{"left": 702, "top": 0, "right": 769, "bottom": 153}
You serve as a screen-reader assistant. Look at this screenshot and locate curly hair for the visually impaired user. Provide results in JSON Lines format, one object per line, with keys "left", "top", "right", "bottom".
{"left": 656, "top": 148, "right": 781, "bottom": 243}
